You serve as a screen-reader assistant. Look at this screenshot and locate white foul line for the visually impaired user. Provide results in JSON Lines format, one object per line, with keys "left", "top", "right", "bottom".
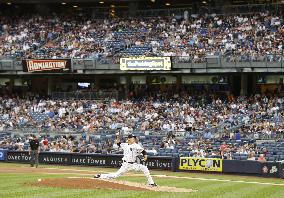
{"left": 44, "top": 167, "right": 99, "bottom": 173}
{"left": 153, "top": 175, "right": 284, "bottom": 186}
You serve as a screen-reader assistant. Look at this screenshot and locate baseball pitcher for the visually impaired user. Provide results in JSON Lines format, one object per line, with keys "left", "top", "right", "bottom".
{"left": 94, "top": 134, "right": 157, "bottom": 186}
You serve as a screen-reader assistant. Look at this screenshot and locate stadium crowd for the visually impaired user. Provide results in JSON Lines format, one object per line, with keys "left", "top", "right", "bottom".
{"left": 0, "top": 14, "right": 71, "bottom": 58}
{"left": 0, "top": 93, "right": 283, "bottom": 161}
{"left": 0, "top": 93, "right": 283, "bottom": 135}
{"left": 0, "top": 8, "right": 284, "bottom": 161}
{"left": 0, "top": 12, "right": 283, "bottom": 61}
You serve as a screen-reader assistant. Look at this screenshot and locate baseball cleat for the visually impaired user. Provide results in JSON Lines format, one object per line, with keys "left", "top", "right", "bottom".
{"left": 149, "top": 183, "right": 157, "bottom": 187}
{"left": 94, "top": 174, "right": 101, "bottom": 178}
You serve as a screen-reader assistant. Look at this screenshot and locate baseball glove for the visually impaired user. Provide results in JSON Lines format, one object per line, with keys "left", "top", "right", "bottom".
{"left": 135, "top": 155, "right": 145, "bottom": 164}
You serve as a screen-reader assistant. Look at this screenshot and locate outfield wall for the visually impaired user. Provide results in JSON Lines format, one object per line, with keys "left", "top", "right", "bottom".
{"left": 0, "top": 150, "right": 283, "bottom": 179}
{"left": 3, "top": 151, "right": 173, "bottom": 170}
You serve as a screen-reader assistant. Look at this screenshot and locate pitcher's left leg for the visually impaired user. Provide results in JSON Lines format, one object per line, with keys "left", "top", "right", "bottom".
{"left": 134, "top": 164, "right": 155, "bottom": 185}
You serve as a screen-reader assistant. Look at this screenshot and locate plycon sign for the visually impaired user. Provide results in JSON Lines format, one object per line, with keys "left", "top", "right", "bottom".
{"left": 179, "top": 157, "right": 223, "bottom": 172}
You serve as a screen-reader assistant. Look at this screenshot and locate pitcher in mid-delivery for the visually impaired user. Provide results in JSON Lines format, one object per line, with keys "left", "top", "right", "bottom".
{"left": 94, "top": 134, "right": 157, "bottom": 187}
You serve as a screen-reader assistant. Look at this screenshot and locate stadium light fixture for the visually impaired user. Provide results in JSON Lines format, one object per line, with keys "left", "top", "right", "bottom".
{"left": 7, "top": 2, "right": 11, "bottom": 5}
{"left": 150, "top": 0, "right": 156, "bottom": 2}
{"left": 73, "top": 5, "right": 78, "bottom": 8}
{"left": 99, "top": 1, "right": 104, "bottom": 4}
{"left": 61, "top": 2, "right": 66, "bottom": 5}
{"left": 165, "top": 2, "right": 171, "bottom": 6}
{"left": 202, "top": 1, "right": 207, "bottom": 3}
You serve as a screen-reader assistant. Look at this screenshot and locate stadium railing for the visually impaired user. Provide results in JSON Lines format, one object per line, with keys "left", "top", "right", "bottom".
{"left": 1, "top": 54, "right": 283, "bottom": 71}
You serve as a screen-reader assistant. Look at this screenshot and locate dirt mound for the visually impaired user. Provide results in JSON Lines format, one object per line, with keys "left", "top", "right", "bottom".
{"left": 32, "top": 178, "right": 149, "bottom": 191}
{"left": 31, "top": 178, "right": 197, "bottom": 193}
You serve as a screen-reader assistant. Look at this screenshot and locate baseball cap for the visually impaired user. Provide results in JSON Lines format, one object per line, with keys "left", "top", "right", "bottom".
{"left": 127, "top": 134, "right": 136, "bottom": 139}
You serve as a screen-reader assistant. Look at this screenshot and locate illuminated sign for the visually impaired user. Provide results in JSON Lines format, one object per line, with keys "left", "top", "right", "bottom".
{"left": 120, "top": 57, "right": 171, "bottom": 70}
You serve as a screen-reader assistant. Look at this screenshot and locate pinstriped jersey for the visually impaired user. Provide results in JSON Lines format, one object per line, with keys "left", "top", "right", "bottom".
{"left": 114, "top": 143, "right": 144, "bottom": 163}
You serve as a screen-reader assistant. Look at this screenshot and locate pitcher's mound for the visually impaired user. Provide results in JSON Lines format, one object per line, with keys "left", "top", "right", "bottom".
{"left": 32, "top": 178, "right": 197, "bottom": 193}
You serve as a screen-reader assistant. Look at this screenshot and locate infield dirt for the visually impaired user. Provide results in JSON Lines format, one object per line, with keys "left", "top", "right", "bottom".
{"left": 31, "top": 178, "right": 197, "bottom": 192}
{"left": 0, "top": 165, "right": 196, "bottom": 192}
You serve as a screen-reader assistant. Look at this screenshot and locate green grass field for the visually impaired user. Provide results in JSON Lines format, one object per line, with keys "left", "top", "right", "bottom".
{"left": 0, "top": 163, "right": 283, "bottom": 198}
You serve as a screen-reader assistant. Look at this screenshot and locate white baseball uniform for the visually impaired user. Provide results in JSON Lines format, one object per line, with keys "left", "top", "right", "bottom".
{"left": 98, "top": 142, "right": 155, "bottom": 185}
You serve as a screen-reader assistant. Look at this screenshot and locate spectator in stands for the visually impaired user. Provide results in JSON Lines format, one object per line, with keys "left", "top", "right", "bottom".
{"left": 87, "top": 139, "right": 97, "bottom": 153}
{"left": 79, "top": 146, "right": 87, "bottom": 153}
{"left": 235, "top": 130, "right": 241, "bottom": 142}
{"left": 146, "top": 147, "right": 158, "bottom": 156}
{"left": 49, "top": 142, "right": 58, "bottom": 152}
{"left": 205, "top": 144, "right": 214, "bottom": 154}
{"left": 247, "top": 151, "right": 256, "bottom": 161}
{"left": 15, "top": 138, "right": 24, "bottom": 151}
{"left": 164, "top": 135, "right": 176, "bottom": 149}
{"left": 104, "top": 139, "right": 114, "bottom": 154}
{"left": 0, "top": 92, "right": 283, "bottom": 161}
{"left": 258, "top": 154, "right": 267, "bottom": 163}
{"left": 204, "top": 129, "right": 213, "bottom": 139}
{"left": 220, "top": 142, "right": 228, "bottom": 152}
{"left": 0, "top": 11, "right": 283, "bottom": 62}
{"left": 261, "top": 147, "right": 269, "bottom": 157}
{"left": 41, "top": 137, "right": 49, "bottom": 151}
{"left": 221, "top": 148, "right": 233, "bottom": 160}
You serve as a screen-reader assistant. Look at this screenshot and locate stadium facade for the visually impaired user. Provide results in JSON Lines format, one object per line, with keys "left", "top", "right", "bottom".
{"left": 0, "top": 0, "right": 283, "bottom": 99}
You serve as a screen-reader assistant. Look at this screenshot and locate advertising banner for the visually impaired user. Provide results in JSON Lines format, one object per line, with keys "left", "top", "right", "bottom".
{"left": 71, "top": 154, "right": 117, "bottom": 167}
{"left": 22, "top": 59, "right": 71, "bottom": 73}
{"left": 70, "top": 154, "right": 172, "bottom": 169}
{"left": 6, "top": 151, "right": 172, "bottom": 170}
{"left": 7, "top": 151, "right": 31, "bottom": 162}
{"left": 179, "top": 157, "right": 223, "bottom": 172}
{"left": 0, "top": 149, "right": 7, "bottom": 161}
{"left": 39, "top": 152, "right": 71, "bottom": 165}
{"left": 120, "top": 57, "right": 171, "bottom": 71}
{"left": 143, "top": 157, "right": 172, "bottom": 170}
{"left": 279, "top": 162, "right": 284, "bottom": 179}
{"left": 261, "top": 162, "right": 281, "bottom": 178}
{"left": 222, "top": 160, "right": 261, "bottom": 174}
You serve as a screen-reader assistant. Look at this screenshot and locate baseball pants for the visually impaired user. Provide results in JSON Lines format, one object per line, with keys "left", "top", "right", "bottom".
{"left": 99, "top": 162, "right": 155, "bottom": 184}
{"left": 30, "top": 150, "right": 39, "bottom": 167}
